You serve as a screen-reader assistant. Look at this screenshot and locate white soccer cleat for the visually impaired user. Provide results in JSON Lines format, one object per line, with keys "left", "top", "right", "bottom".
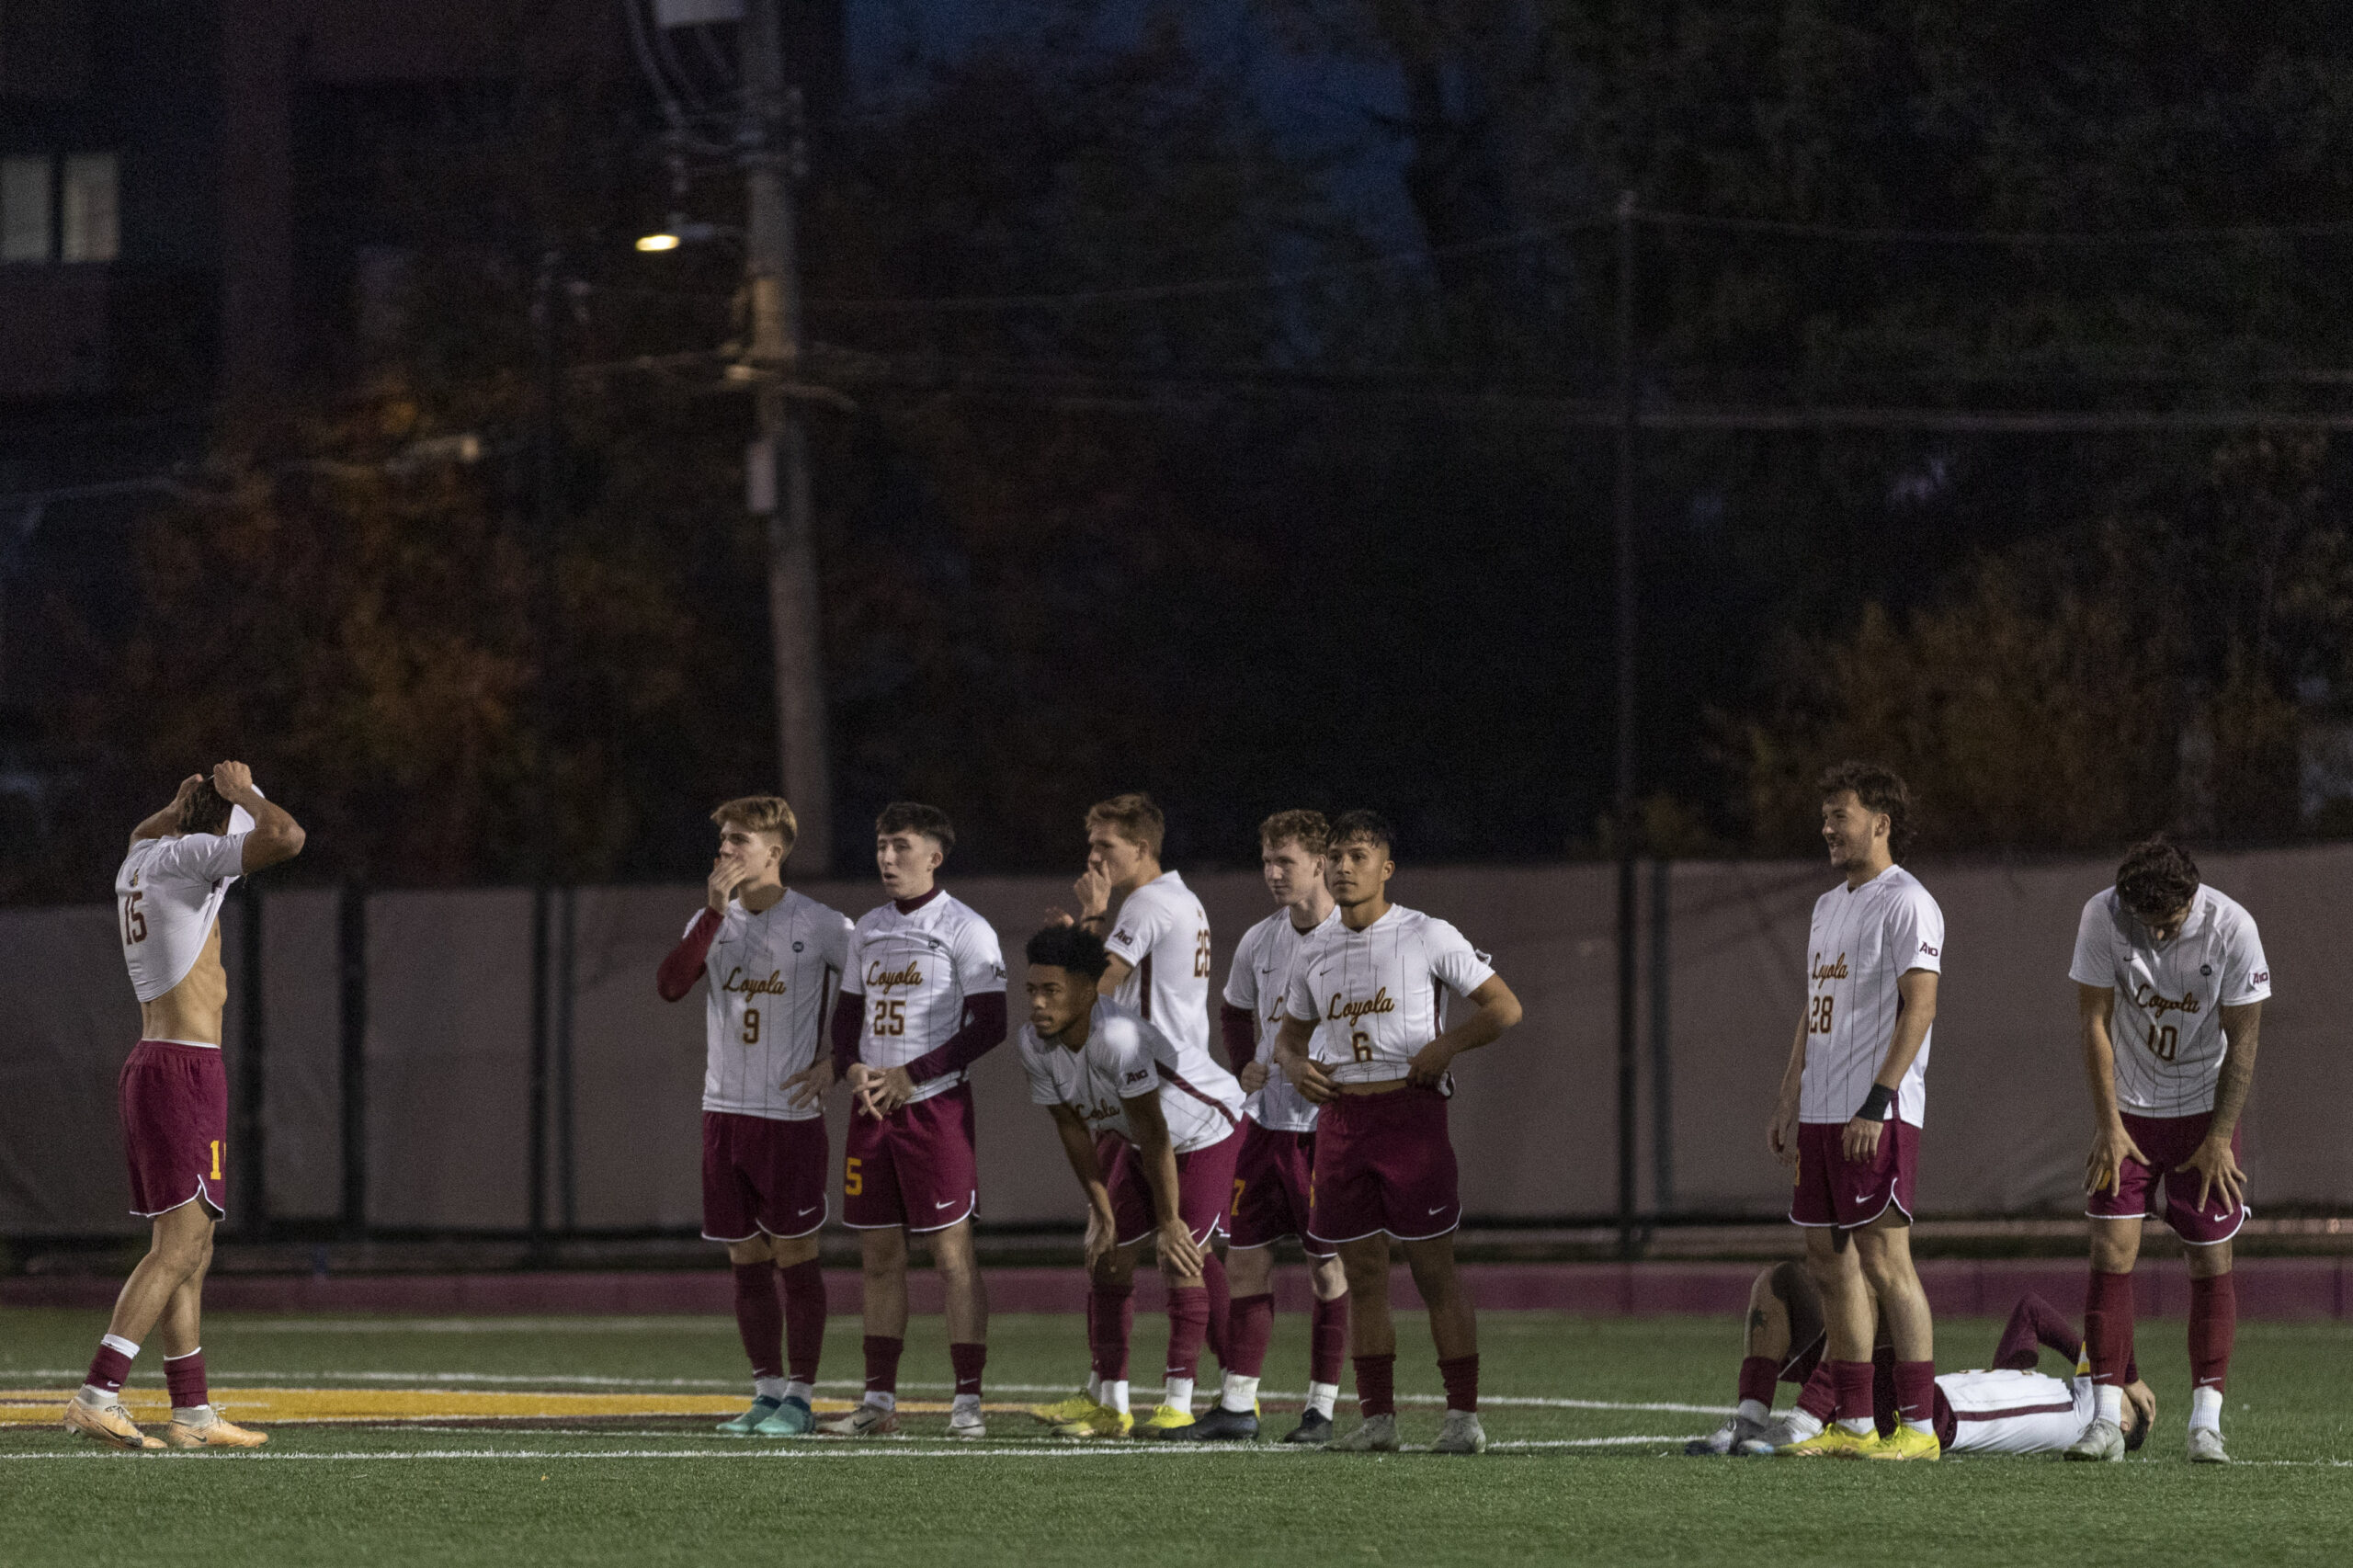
{"left": 2063, "top": 1417, "right": 2126, "bottom": 1462}
{"left": 947, "top": 1403, "right": 987, "bottom": 1439}
{"left": 1430, "top": 1411, "right": 1487, "bottom": 1454}
{"left": 2187, "top": 1426, "right": 2229, "bottom": 1465}
{"left": 1688, "top": 1414, "right": 1773, "bottom": 1456}
{"left": 1736, "top": 1415, "right": 1813, "bottom": 1456}
{"left": 819, "top": 1402, "right": 900, "bottom": 1437}
{"left": 1324, "top": 1412, "right": 1399, "bottom": 1452}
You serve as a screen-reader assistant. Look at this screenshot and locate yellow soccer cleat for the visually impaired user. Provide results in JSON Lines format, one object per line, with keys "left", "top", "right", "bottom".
{"left": 165, "top": 1413, "right": 268, "bottom": 1449}
{"left": 1861, "top": 1425, "right": 1941, "bottom": 1461}
{"left": 1132, "top": 1403, "right": 1199, "bottom": 1440}
{"left": 1029, "top": 1390, "right": 1105, "bottom": 1426}
{"left": 63, "top": 1396, "right": 163, "bottom": 1450}
{"left": 1779, "top": 1423, "right": 1877, "bottom": 1459}
{"left": 1052, "top": 1405, "right": 1134, "bottom": 1439}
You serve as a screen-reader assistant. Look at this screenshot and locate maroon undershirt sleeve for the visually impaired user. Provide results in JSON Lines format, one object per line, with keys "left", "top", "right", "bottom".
{"left": 903, "top": 992, "right": 1008, "bottom": 1085}
{"left": 831, "top": 992, "right": 865, "bottom": 1077}
{"left": 655, "top": 908, "right": 722, "bottom": 1002}
{"left": 1220, "top": 1002, "right": 1257, "bottom": 1070}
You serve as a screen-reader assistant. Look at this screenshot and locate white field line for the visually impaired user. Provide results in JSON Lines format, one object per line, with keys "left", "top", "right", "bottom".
{"left": 7, "top": 1446, "right": 2351, "bottom": 1466}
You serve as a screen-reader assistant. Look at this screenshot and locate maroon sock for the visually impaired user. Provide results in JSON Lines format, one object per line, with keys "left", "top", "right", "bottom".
{"left": 1310, "top": 1293, "right": 1349, "bottom": 1387}
{"left": 776, "top": 1259, "right": 826, "bottom": 1387}
{"left": 1831, "top": 1359, "right": 1875, "bottom": 1427}
{"left": 1353, "top": 1352, "right": 1397, "bottom": 1418}
{"left": 84, "top": 1342, "right": 133, "bottom": 1397}
{"left": 1737, "top": 1356, "right": 1779, "bottom": 1409}
{"left": 164, "top": 1349, "right": 208, "bottom": 1409}
{"left": 863, "top": 1335, "right": 904, "bottom": 1399}
{"left": 1795, "top": 1362, "right": 1836, "bottom": 1422}
{"left": 1871, "top": 1344, "right": 1898, "bottom": 1437}
{"left": 1226, "top": 1293, "right": 1275, "bottom": 1379}
{"left": 2085, "top": 1269, "right": 2137, "bottom": 1388}
{"left": 1165, "top": 1286, "right": 1211, "bottom": 1382}
{"left": 1438, "top": 1353, "right": 1479, "bottom": 1414}
{"left": 1201, "top": 1250, "right": 1231, "bottom": 1369}
{"left": 1893, "top": 1360, "right": 1936, "bottom": 1427}
{"left": 949, "top": 1341, "right": 986, "bottom": 1400}
{"left": 1090, "top": 1282, "right": 1135, "bottom": 1382}
{"left": 2189, "top": 1273, "right": 2236, "bottom": 1392}
{"left": 732, "top": 1262, "right": 785, "bottom": 1381}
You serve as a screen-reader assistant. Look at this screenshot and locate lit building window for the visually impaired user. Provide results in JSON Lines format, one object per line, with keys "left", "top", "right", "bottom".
{"left": 61, "top": 153, "right": 117, "bottom": 263}
{"left": 1, "top": 156, "right": 50, "bottom": 263}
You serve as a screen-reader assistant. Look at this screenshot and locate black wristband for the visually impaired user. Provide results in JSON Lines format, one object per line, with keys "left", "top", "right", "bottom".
{"left": 1858, "top": 1085, "right": 1896, "bottom": 1122}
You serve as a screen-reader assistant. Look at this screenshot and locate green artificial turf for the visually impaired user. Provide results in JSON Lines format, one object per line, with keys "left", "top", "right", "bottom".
{"left": 2, "top": 1305, "right": 2347, "bottom": 1567}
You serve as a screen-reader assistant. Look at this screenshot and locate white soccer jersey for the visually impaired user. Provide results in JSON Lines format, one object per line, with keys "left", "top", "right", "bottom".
{"left": 1017, "top": 997, "right": 1242, "bottom": 1154}
{"left": 116, "top": 832, "right": 249, "bottom": 1010}
{"left": 1223, "top": 906, "right": 1340, "bottom": 1132}
{"left": 2068, "top": 884, "right": 2270, "bottom": 1118}
{"left": 842, "top": 891, "right": 1006, "bottom": 1102}
{"left": 1798, "top": 866, "right": 1945, "bottom": 1127}
{"left": 1937, "top": 1368, "right": 2095, "bottom": 1456}
{"left": 1280, "top": 904, "right": 1495, "bottom": 1087}
{"left": 1102, "top": 870, "right": 1213, "bottom": 1055}
{"left": 694, "top": 891, "right": 853, "bottom": 1120}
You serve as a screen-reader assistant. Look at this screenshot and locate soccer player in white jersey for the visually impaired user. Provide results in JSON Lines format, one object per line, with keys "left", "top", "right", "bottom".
{"left": 1685, "top": 1265, "right": 2155, "bottom": 1460}
{"left": 1189, "top": 810, "right": 1350, "bottom": 1444}
{"left": 1268, "top": 811, "right": 1523, "bottom": 1455}
{"left": 655, "top": 796, "right": 851, "bottom": 1437}
{"left": 823, "top": 802, "right": 1006, "bottom": 1437}
{"left": 66, "top": 763, "right": 304, "bottom": 1450}
{"left": 1016, "top": 925, "right": 1245, "bottom": 1439}
{"left": 1037, "top": 790, "right": 1229, "bottom": 1437}
{"left": 2063, "top": 836, "right": 2268, "bottom": 1465}
{"left": 1766, "top": 762, "right": 1944, "bottom": 1460}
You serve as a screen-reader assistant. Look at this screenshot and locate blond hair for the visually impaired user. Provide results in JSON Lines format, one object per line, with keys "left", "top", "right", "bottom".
{"left": 1086, "top": 792, "right": 1165, "bottom": 857}
{"left": 712, "top": 795, "right": 799, "bottom": 855}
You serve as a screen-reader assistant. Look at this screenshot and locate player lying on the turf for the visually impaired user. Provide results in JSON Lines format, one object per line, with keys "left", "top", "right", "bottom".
{"left": 1017, "top": 924, "right": 1245, "bottom": 1439}
{"left": 1686, "top": 1263, "right": 2154, "bottom": 1459}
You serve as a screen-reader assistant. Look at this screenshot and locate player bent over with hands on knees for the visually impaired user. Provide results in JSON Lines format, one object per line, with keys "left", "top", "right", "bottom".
{"left": 1267, "top": 811, "right": 1523, "bottom": 1455}
{"left": 825, "top": 803, "right": 1007, "bottom": 1437}
{"left": 69, "top": 763, "right": 304, "bottom": 1450}
{"left": 2065, "top": 835, "right": 2268, "bottom": 1465}
{"left": 655, "top": 795, "right": 851, "bottom": 1437}
{"left": 1687, "top": 1263, "right": 2154, "bottom": 1460}
{"left": 1019, "top": 925, "right": 1245, "bottom": 1440}
{"left": 1767, "top": 763, "right": 1945, "bottom": 1460}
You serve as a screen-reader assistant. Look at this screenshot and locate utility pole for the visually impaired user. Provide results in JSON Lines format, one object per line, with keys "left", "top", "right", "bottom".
{"left": 1612, "top": 191, "right": 1641, "bottom": 1262}
{"left": 740, "top": 0, "right": 833, "bottom": 871}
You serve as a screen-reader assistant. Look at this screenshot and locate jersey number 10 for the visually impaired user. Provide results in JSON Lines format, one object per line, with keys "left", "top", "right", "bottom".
{"left": 2144, "top": 1023, "right": 2179, "bottom": 1062}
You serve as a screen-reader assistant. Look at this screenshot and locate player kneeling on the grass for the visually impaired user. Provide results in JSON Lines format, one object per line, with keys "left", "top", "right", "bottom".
{"left": 2066, "top": 836, "right": 2268, "bottom": 1466}
{"left": 1267, "top": 812, "right": 1523, "bottom": 1456}
{"left": 655, "top": 795, "right": 850, "bottom": 1437}
{"left": 1018, "top": 925, "right": 1245, "bottom": 1440}
{"left": 1687, "top": 1264, "right": 2154, "bottom": 1460}
{"left": 69, "top": 764, "right": 304, "bottom": 1451}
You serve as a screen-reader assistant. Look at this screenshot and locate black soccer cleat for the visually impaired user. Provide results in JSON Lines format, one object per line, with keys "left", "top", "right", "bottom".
{"left": 1187, "top": 1405, "right": 1260, "bottom": 1443}
{"left": 1280, "top": 1409, "right": 1335, "bottom": 1446}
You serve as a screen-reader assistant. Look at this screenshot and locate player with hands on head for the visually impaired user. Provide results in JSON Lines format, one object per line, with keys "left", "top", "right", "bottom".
{"left": 654, "top": 796, "right": 850, "bottom": 1437}
{"left": 2064, "top": 835, "right": 2268, "bottom": 1465}
{"left": 68, "top": 762, "right": 303, "bottom": 1450}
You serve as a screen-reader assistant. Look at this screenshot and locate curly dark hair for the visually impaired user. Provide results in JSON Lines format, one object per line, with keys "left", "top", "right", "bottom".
{"left": 1817, "top": 761, "right": 1915, "bottom": 861}
{"left": 1025, "top": 924, "right": 1110, "bottom": 979}
{"left": 2115, "top": 835, "right": 2200, "bottom": 923}
{"left": 177, "top": 779, "right": 233, "bottom": 836}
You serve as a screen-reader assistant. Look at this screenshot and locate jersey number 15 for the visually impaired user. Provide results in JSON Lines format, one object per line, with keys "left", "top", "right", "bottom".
{"left": 120, "top": 890, "right": 147, "bottom": 946}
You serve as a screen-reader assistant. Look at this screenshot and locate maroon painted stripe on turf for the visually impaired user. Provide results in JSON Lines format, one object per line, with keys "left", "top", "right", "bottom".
{"left": 1951, "top": 1400, "right": 2078, "bottom": 1423}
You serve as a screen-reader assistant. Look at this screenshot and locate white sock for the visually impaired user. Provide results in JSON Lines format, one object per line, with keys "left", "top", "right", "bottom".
{"left": 1904, "top": 1418, "right": 1933, "bottom": 1435}
{"left": 1106, "top": 1380, "right": 1131, "bottom": 1415}
{"left": 782, "top": 1380, "right": 813, "bottom": 1405}
{"left": 1086, "top": 1372, "right": 1101, "bottom": 1402}
{"left": 1837, "top": 1416, "right": 1873, "bottom": 1437}
{"left": 103, "top": 1334, "right": 141, "bottom": 1358}
{"left": 1220, "top": 1372, "right": 1260, "bottom": 1415}
{"left": 1737, "top": 1398, "right": 1771, "bottom": 1424}
{"left": 1785, "top": 1410, "right": 1824, "bottom": 1440}
{"left": 1308, "top": 1381, "right": 1338, "bottom": 1419}
{"left": 1163, "top": 1376, "right": 1195, "bottom": 1414}
{"left": 865, "top": 1391, "right": 895, "bottom": 1413}
{"left": 753, "top": 1377, "right": 788, "bottom": 1403}
{"left": 172, "top": 1404, "right": 212, "bottom": 1424}
{"left": 2188, "top": 1385, "right": 2223, "bottom": 1432}
{"left": 2096, "top": 1384, "right": 2123, "bottom": 1425}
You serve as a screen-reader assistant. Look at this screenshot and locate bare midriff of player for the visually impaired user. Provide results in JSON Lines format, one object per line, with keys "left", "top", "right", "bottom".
{"left": 1766, "top": 763, "right": 1944, "bottom": 1460}
{"left": 2064, "top": 836, "right": 2266, "bottom": 1466}
{"left": 66, "top": 763, "right": 304, "bottom": 1451}
{"left": 655, "top": 795, "right": 850, "bottom": 1437}
{"left": 1268, "top": 811, "right": 1522, "bottom": 1455}
{"left": 824, "top": 803, "right": 1006, "bottom": 1437}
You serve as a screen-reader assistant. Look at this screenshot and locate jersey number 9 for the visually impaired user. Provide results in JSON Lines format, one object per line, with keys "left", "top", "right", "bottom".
{"left": 742, "top": 1008, "right": 761, "bottom": 1045}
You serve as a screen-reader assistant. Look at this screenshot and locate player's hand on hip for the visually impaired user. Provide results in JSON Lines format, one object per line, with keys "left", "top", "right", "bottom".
{"left": 1841, "top": 1115, "right": 1882, "bottom": 1163}
{"left": 782, "top": 1058, "right": 835, "bottom": 1110}
{"left": 1235, "top": 1061, "right": 1269, "bottom": 1095}
{"left": 2084, "top": 1122, "right": 2149, "bottom": 1196}
{"left": 210, "top": 760, "right": 257, "bottom": 801}
{"left": 1155, "top": 1217, "right": 1204, "bottom": 1280}
{"left": 1405, "top": 1039, "right": 1453, "bottom": 1087}
{"left": 2185, "top": 1136, "right": 2245, "bottom": 1214}
{"left": 1285, "top": 1053, "right": 1337, "bottom": 1105}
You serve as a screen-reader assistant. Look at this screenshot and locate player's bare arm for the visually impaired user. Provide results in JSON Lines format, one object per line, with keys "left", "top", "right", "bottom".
{"left": 212, "top": 762, "right": 305, "bottom": 870}
{"left": 1269, "top": 1013, "right": 1336, "bottom": 1105}
{"left": 2078, "top": 982, "right": 2149, "bottom": 1195}
{"left": 129, "top": 775, "right": 205, "bottom": 846}
{"left": 2185, "top": 1000, "right": 2261, "bottom": 1212}
{"left": 1768, "top": 1015, "right": 1807, "bottom": 1166}
{"left": 1120, "top": 1089, "right": 1204, "bottom": 1280}
{"left": 1404, "top": 973, "right": 1522, "bottom": 1086}
{"left": 1842, "top": 968, "right": 1936, "bottom": 1162}
{"left": 1046, "top": 1103, "right": 1120, "bottom": 1275}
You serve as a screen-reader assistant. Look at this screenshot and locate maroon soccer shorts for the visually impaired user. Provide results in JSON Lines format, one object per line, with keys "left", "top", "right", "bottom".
{"left": 2085, "top": 1110, "right": 2248, "bottom": 1244}
{"left": 1227, "top": 1119, "right": 1335, "bottom": 1257}
{"left": 842, "top": 1083, "right": 980, "bottom": 1233}
{"left": 700, "top": 1110, "right": 830, "bottom": 1243}
{"left": 1108, "top": 1125, "right": 1244, "bottom": 1248}
{"left": 1789, "top": 1119, "right": 1916, "bottom": 1230}
{"left": 1306, "top": 1084, "right": 1461, "bottom": 1246}
{"left": 119, "top": 1040, "right": 228, "bottom": 1220}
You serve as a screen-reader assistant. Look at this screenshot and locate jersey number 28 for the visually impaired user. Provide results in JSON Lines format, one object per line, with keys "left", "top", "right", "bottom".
{"left": 1806, "top": 994, "right": 1835, "bottom": 1035}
